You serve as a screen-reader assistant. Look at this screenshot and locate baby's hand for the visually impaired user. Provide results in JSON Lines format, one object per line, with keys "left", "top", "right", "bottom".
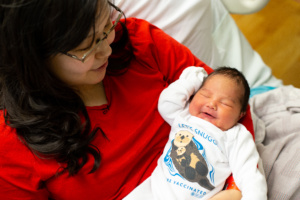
{"left": 179, "top": 66, "right": 208, "bottom": 91}
{"left": 179, "top": 66, "right": 207, "bottom": 81}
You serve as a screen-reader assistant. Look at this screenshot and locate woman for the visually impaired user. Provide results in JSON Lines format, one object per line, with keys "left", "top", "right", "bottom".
{"left": 0, "top": 0, "right": 250, "bottom": 199}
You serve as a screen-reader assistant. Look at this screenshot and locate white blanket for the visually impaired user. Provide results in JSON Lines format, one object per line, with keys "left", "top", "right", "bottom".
{"left": 114, "top": 0, "right": 283, "bottom": 88}
{"left": 250, "top": 86, "right": 300, "bottom": 200}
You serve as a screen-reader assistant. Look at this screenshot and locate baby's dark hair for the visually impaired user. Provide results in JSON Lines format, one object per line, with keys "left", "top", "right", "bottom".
{"left": 202, "top": 67, "right": 250, "bottom": 113}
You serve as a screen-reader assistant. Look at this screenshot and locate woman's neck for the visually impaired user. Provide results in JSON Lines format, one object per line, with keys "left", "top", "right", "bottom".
{"left": 77, "top": 82, "right": 107, "bottom": 107}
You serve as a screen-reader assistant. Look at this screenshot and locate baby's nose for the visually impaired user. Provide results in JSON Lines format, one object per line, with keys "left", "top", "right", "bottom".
{"left": 207, "top": 101, "right": 217, "bottom": 110}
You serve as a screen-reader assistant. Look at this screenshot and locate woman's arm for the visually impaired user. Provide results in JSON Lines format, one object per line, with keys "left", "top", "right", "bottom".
{"left": 209, "top": 189, "right": 242, "bottom": 200}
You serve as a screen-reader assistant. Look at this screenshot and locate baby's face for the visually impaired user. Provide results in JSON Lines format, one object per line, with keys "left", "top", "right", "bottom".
{"left": 189, "top": 75, "right": 245, "bottom": 131}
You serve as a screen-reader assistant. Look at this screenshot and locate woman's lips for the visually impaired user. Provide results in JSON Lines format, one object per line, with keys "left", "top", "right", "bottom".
{"left": 93, "top": 61, "right": 108, "bottom": 71}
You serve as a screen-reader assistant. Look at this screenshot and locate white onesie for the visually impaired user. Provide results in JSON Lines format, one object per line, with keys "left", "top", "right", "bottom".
{"left": 124, "top": 67, "right": 267, "bottom": 200}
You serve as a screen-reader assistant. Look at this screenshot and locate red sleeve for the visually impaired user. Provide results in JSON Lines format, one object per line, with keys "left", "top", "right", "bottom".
{"left": 125, "top": 18, "right": 214, "bottom": 84}
{"left": 0, "top": 120, "right": 47, "bottom": 199}
{"left": 239, "top": 105, "right": 255, "bottom": 140}
{"left": 0, "top": 111, "right": 60, "bottom": 199}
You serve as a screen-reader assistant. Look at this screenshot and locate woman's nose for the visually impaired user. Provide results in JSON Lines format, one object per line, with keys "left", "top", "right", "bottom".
{"left": 94, "top": 39, "right": 112, "bottom": 59}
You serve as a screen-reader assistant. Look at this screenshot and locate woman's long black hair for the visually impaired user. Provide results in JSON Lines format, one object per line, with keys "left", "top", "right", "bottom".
{"left": 0, "top": 0, "right": 132, "bottom": 175}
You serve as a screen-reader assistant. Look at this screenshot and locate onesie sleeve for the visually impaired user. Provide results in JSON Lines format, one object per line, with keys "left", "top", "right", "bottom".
{"left": 226, "top": 124, "right": 267, "bottom": 199}
{"left": 158, "top": 67, "right": 207, "bottom": 125}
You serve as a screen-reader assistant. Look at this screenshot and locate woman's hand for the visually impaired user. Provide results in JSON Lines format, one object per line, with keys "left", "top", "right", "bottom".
{"left": 209, "top": 189, "right": 242, "bottom": 200}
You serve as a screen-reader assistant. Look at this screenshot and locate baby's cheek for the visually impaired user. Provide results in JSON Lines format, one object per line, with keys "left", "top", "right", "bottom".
{"left": 188, "top": 102, "right": 197, "bottom": 115}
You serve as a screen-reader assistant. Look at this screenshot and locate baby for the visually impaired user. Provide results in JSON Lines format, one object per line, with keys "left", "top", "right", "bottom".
{"left": 125, "top": 66, "right": 267, "bottom": 200}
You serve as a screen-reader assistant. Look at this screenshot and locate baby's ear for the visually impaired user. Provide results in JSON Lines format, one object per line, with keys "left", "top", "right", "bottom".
{"left": 239, "top": 112, "right": 246, "bottom": 120}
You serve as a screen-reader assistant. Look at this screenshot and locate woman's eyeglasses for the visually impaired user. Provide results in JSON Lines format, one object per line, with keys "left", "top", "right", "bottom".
{"left": 64, "top": 9, "right": 123, "bottom": 63}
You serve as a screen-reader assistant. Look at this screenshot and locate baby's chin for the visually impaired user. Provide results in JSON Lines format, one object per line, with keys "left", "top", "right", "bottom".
{"left": 197, "top": 114, "right": 228, "bottom": 131}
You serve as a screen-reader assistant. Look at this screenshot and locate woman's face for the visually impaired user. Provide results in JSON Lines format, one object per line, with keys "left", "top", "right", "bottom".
{"left": 48, "top": 9, "right": 115, "bottom": 90}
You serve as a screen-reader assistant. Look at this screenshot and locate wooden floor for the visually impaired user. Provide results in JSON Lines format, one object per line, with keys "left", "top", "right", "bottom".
{"left": 231, "top": 0, "right": 300, "bottom": 88}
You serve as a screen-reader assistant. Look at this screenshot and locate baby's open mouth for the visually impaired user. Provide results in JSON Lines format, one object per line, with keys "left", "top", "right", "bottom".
{"left": 203, "top": 112, "right": 214, "bottom": 118}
